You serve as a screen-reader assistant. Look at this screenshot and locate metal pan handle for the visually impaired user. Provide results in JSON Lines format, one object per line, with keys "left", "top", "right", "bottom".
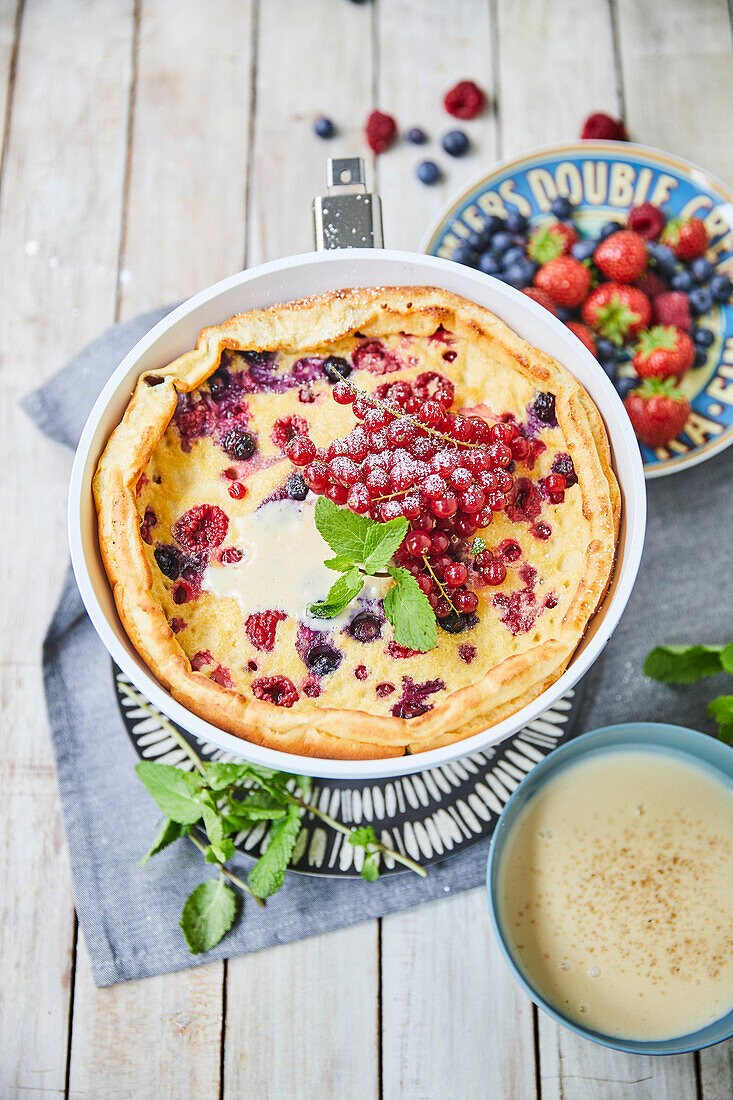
{"left": 313, "top": 157, "right": 384, "bottom": 250}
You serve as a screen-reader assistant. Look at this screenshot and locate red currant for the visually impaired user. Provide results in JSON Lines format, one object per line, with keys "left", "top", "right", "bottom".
{"left": 380, "top": 500, "right": 405, "bottom": 521}
{"left": 429, "top": 532, "right": 450, "bottom": 554}
{"left": 304, "top": 461, "right": 329, "bottom": 492}
{"left": 228, "top": 482, "right": 246, "bottom": 499}
{"left": 449, "top": 467, "right": 473, "bottom": 491}
{"left": 365, "top": 467, "right": 390, "bottom": 495}
{"left": 484, "top": 560, "right": 507, "bottom": 585}
{"left": 405, "top": 531, "right": 432, "bottom": 557}
{"left": 486, "top": 491, "right": 507, "bottom": 512}
{"left": 347, "top": 483, "right": 371, "bottom": 514}
{"left": 417, "top": 400, "right": 444, "bottom": 427}
{"left": 328, "top": 456, "right": 361, "bottom": 486}
{"left": 510, "top": 435, "right": 530, "bottom": 461}
{"left": 544, "top": 473, "right": 567, "bottom": 493}
{"left": 454, "top": 515, "right": 477, "bottom": 537}
{"left": 417, "top": 575, "right": 433, "bottom": 596}
{"left": 325, "top": 483, "right": 348, "bottom": 505}
{"left": 435, "top": 597, "right": 452, "bottom": 618}
{"left": 286, "top": 435, "right": 317, "bottom": 466}
{"left": 454, "top": 590, "right": 478, "bottom": 613}
{"left": 422, "top": 474, "right": 448, "bottom": 499}
{"left": 386, "top": 418, "right": 415, "bottom": 447}
{"left": 496, "top": 470, "right": 514, "bottom": 492}
{"left": 452, "top": 416, "right": 474, "bottom": 442}
{"left": 444, "top": 562, "right": 468, "bottom": 587}
{"left": 333, "top": 381, "right": 355, "bottom": 404}
{"left": 488, "top": 442, "right": 512, "bottom": 468}
{"left": 431, "top": 494, "right": 458, "bottom": 519}
{"left": 352, "top": 396, "right": 372, "bottom": 420}
{"left": 458, "top": 486, "right": 485, "bottom": 514}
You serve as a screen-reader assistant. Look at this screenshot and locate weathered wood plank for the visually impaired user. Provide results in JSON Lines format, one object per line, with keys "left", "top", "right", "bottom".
{"left": 616, "top": 0, "right": 733, "bottom": 186}
{"left": 224, "top": 923, "right": 380, "bottom": 1100}
{"left": 497, "top": 0, "right": 619, "bottom": 157}
{"left": 0, "top": 0, "right": 134, "bottom": 1094}
{"left": 700, "top": 1041, "right": 733, "bottom": 1100}
{"left": 376, "top": 0, "right": 497, "bottom": 252}
{"left": 246, "top": 0, "right": 374, "bottom": 265}
{"left": 382, "top": 889, "right": 536, "bottom": 1100}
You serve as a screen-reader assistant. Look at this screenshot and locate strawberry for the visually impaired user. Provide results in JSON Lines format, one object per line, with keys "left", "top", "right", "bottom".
{"left": 594, "top": 230, "right": 648, "bottom": 282}
{"left": 534, "top": 256, "right": 591, "bottom": 308}
{"left": 521, "top": 287, "right": 558, "bottom": 315}
{"left": 365, "top": 110, "right": 397, "bottom": 154}
{"left": 632, "top": 325, "right": 695, "bottom": 379}
{"left": 628, "top": 203, "right": 666, "bottom": 240}
{"left": 652, "top": 291, "right": 692, "bottom": 332}
{"left": 624, "top": 378, "right": 691, "bottom": 448}
{"left": 527, "top": 223, "right": 579, "bottom": 264}
{"left": 565, "top": 322, "right": 597, "bottom": 356}
{"left": 661, "top": 216, "right": 709, "bottom": 261}
{"left": 582, "top": 283, "right": 652, "bottom": 344}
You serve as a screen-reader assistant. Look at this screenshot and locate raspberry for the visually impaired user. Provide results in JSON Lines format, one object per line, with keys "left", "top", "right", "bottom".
{"left": 387, "top": 642, "right": 420, "bottom": 659}
{"left": 505, "top": 479, "right": 542, "bottom": 523}
{"left": 245, "top": 610, "right": 287, "bottom": 651}
{"left": 271, "top": 414, "right": 309, "bottom": 450}
{"left": 190, "top": 650, "right": 214, "bottom": 671}
{"left": 444, "top": 80, "right": 486, "bottom": 119}
{"left": 252, "top": 676, "right": 299, "bottom": 707}
{"left": 139, "top": 506, "right": 157, "bottom": 544}
{"left": 628, "top": 203, "right": 666, "bottom": 240}
{"left": 365, "top": 109, "right": 397, "bottom": 154}
{"left": 580, "top": 112, "right": 628, "bottom": 141}
{"left": 352, "top": 339, "right": 401, "bottom": 374}
{"left": 172, "top": 505, "right": 229, "bottom": 551}
{"left": 220, "top": 547, "right": 243, "bottom": 564}
{"left": 652, "top": 291, "right": 692, "bottom": 332}
{"left": 173, "top": 396, "right": 212, "bottom": 450}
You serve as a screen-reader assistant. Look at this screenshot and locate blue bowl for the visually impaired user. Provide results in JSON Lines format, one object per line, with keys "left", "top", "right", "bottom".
{"left": 487, "top": 723, "right": 733, "bottom": 1054}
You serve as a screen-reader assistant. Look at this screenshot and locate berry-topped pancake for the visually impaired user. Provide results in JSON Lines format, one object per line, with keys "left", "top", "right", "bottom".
{"left": 94, "top": 287, "right": 619, "bottom": 760}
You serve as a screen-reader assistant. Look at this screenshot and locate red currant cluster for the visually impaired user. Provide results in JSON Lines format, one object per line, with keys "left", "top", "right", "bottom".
{"left": 284, "top": 370, "right": 534, "bottom": 633}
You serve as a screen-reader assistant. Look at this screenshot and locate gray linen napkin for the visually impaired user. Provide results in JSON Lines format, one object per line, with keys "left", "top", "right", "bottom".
{"left": 23, "top": 311, "right": 733, "bottom": 986}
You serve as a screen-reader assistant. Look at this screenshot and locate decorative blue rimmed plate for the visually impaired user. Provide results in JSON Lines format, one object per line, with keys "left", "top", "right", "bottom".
{"left": 423, "top": 141, "right": 733, "bottom": 478}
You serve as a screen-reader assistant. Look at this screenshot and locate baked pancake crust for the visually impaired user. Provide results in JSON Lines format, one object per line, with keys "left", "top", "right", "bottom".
{"left": 94, "top": 286, "right": 619, "bottom": 759}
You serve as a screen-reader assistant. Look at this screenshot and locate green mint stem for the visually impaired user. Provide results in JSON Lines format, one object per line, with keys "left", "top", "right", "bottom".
{"left": 117, "top": 680, "right": 206, "bottom": 774}
{"left": 285, "top": 790, "right": 427, "bottom": 878}
{"left": 187, "top": 833, "right": 266, "bottom": 907}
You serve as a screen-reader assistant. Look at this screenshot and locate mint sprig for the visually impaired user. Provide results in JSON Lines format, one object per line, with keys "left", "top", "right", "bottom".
{"left": 122, "top": 683, "right": 427, "bottom": 954}
{"left": 308, "top": 497, "right": 436, "bottom": 651}
{"left": 644, "top": 641, "right": 733, "bottom": 742}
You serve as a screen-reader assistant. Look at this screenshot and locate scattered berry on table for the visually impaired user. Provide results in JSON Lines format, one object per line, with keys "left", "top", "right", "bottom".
{"left": 491, "top": 231, "right": 515, "bottom": 255}
{"left": 690, "top": 256, "right": 715, "bottom": 283}
{"left": 550, "top": 196, "right": 574, "bottom": 219}
{"left": 624, "top": 378, "right": 691, "bottom": 448}
{"left": 453, "top": 244, "right": 477, "bottom": 267}
{"left": 627, "top": 203, "right": 666, "bottom": 240}
{"left": 416, "top": 160, "right": 440, "bottom": 184}
{"left": 554, "top": 305, "right": 575, "bottom": 322}
{"left": 710, "top": 273, "right": 732, "bottom": 302}
{"left": 635, "top": 270, "right": 667, "bottom": 301}
{"left": 504, "top": 210, "right": 528, "bottom": 234}
{"left": 689, "top": 286, "right": 714, "bottom": 315}
{"left": 615, "top": 376, "right": 637, "bottom": 400}
{"left": 692, "top": 326, "right": 714, "bottom": 347}
{"left": 600, "top": 358, "right": 618, "bottom": 380}
{"left": 314, "top": 117, "right": 335, "bottom": 139}
{"left": 594, "top": 230, "right": 648, "bottom": 282}
{"left": 504, "top": 258, "right": 537, "bottom": 288}
{"left": 442, "top": 129, "right": 469, "bottom": 157}
{"left": 443, "top": 79, "right": 486, "bottom": 119}
{"left": 501, "top": 245, "right": 526, "bottom": 269}
{"left": 365, "top": 109, "right": 397, "bottom": 154}
{"left": 571, "top": 238, "right": 599, "bottom": 262}
{"left": 580, "top": 112, "right": 628, "bottom": 141}
{"left": 694, "top": 347, "right": 707, "bottom": 367}
{"left": 566, "top": 321, "right": 597, "bottom": 356}
{"left": 534, "top": 255, "right": 592, "bottom": 308}
{"left": 407, "top": 126, "right": 427, "bottom": 144}
{"left": 582, "top": 283, "right": 652, "bottom": 343}
{"left": 661, "top": 216, "right": 709, "bottom": 261}
{"left": 522, "top": 287, "right": 558, "bottom": 315}
{"left": 481, "top": 215, "right": 504, "bottom": 236}
{"left": 599, "top": 219, "right": 624, "bottom": 240}
{"left": 646, "top": 241, "right": 677, "bottom": 279}
{"left": 670, "top": 270, "right": 694, "bottom": 292}
{"left": 652, "top": 291, "right": 692, "bottom": 331}
{"left": 478, "top": 251, "right": 500, "bottom": 275}
{"left": 632, "top": 325, "right": 695, "bottom": 380}
{"left": 595, "top": 337, "right": 616, "bottom": 360}
{"left": 467, "top": 228, "right": 492, "bottom": 250}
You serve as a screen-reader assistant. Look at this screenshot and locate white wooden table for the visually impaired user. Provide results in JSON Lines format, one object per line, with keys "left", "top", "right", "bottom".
{"left": 3, "top": 1, "right": 733, "bottom": 1096}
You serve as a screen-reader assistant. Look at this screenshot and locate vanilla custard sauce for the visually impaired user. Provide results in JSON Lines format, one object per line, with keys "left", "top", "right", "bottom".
{"left": 498, "top": 750, "right": 733, "bottom": 1040}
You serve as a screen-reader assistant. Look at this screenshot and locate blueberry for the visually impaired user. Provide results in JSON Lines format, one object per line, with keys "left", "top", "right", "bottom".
{"left": 314, "top": 117, "right": 335, "bottom": 139}
{"left": 571, "top": 238, "right": 598, "bottom": 262}
{"left": 689, "top": 286, "right": 714, "bottom": 315}
{"left": 504, "top": 210, "right": 528, "bottom": 234}
{"left": 500, "top": 245, "right": 526, "bottom": 269}
{"left": 600, "top": 359, "right": 618, "bottom": 380}
{"left": 323, "top": 355, "right": 351, "bottom": 383}
{"left": 615, "top": 376, "right": 637, "bottom": 399}
{"left": 647, "top": 242, "right": 677, "bottom": 279}
{"left": 710, "top": 273, "right": 733, "bottom": 302}
{"left": 534, "top": 392, "right": 556, "bottom": 423}
{"left": 286, "top": 473, "right": 309, "bottom": 501}
{"left": 478, "top": 251, "right": 500, "bottom": 275}
{"left": 550, "top": 196, "right": 574, "bottom": 218}
{"left": 692, "top": 326, "right": 714, "bottom": 348}
{"left": 690, "top": 256, "right": 714, "bottom": 283}
{"left": 222, "top": 428, "right": 256, "bottom": 460}
{"left": 442, "top": 129, "right": 469, "bottom": 157}
{"left": 694, "top": 347, "right": 708, "bottom": 367}
{"left": 670, "top": 269, "right": 694, "bottom": 292}
{"left": 438, "top": 609, "right": 467, "bottom": 634}
{"left": 452, "top": 244, "right": 477, "bottom": 267}
{"left": 407, "top": 127, "right": 427, "bottom": 144}
{"left": 416, "top": 160, "right": 440, "bottom": 185}
{"left": 305, "top": 644, "right": 342, "bottom": 676}
{"left": 349, "top": 612, "right": 382, "bottom": 643}
{"left": 554, "top": 305, "right": 575, "bottom": 322}
{"left": 467, "top": 228, "right": 492, "bottom": 250}
{"left": 595, "top": 337, "right": 616, "bottom": 360}
{"left": 491, "top": 231, "right": 514, "bottom": 255}
{"left": 504, "top": 258, "right": 537, "bottom": 287}
{"left": 599, "top": 220, "right": 623, "bottom": 239}
{"left": 154, "top": 546, "right": 181, "bottom": 580}
{"left": 481, "top": 215, "right": 504, "bottom": 236}
{"left": 243, "top": 350, "right": 274, "bottom": 366}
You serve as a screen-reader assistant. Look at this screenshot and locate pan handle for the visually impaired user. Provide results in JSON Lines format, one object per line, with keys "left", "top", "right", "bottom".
{"left": 313, "top": 157, "right": 384, "bottom": 250}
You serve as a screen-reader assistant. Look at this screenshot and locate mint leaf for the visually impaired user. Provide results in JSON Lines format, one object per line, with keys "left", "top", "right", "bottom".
{"left": 384, "top": 567, "right": 437, "bottom": 652}
{"left": 293, "top": 774, "right": 312, "bottom": 797}
{"left": 471, "top": 536, "right": 486, "bottom": 554}
{"left": 363, "top": 517, "right": 409, "bottom": 573}
{"left": 348, "top": 825, "right": 378, "bottom": 848}
{"left": 308, "top": 567, "right": 363, "bottom": 618}
{"left": 247, "top": 805, "right": 302, "bottom": 898}
{"left": 361, "top": 853, "right": 380, "bottom": 881}
{"left": 135, "top": 762, "right": 205, "bottom": 824}
{"left": 202, "top": 801, "right": 232, "bottom": 862}
{"left": 204, "top": 839, "right": 235, "bottom": 863}
{"left": 314, "top": 496, "right": 376, "bottom": 561}
{"left": 643, "top": 644, "right": 725, "bottom": 684}
{"left": 324, "top": 555, "right": 355, "bottom": 572}
{"left": 179, "top": 877, "right": 237, "bottom": 954}
{"left": 202, "top": 762, "right": 252, "bottom": 791}
{"left": 708, "top": 695, "right": 733, "bottom": 741}
{"left": 721, "top": 644, "right": 733, "bottom": 676}
{"left": 225, "top": 789, "right": 288, "bottom": 826}
{"left": 139, "top": 818, "right": 190, "bottom": 865}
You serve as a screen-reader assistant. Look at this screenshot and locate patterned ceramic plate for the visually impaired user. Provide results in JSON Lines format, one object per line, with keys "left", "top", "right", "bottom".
{"left": 114, "top": 662, "right": 579, "bottom": 877}
{"left": 423, "top": 141, "right": 733, "bottom": 478}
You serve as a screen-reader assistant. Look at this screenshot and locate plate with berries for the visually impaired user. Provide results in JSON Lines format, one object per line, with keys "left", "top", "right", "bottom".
{"left": 424, "top": 141, "right": 733, "bottom": 477}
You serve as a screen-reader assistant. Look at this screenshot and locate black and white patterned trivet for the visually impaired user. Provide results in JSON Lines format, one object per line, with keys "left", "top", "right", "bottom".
{"left": 113, "top": 661, "right": 581, "bottom": 876}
